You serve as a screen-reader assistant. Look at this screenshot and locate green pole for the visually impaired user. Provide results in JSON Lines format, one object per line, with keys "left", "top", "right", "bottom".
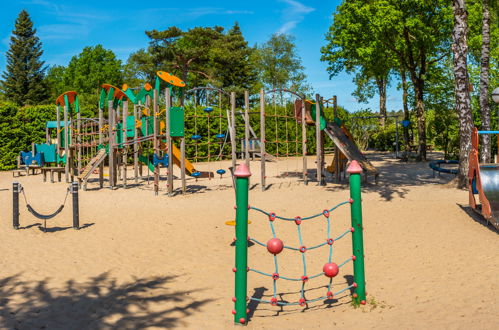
{"left": 233, "top": 164, "right": 251, "bottom": 325}
{"left": 347, "top": 160, "right": 366, "bottom": 305}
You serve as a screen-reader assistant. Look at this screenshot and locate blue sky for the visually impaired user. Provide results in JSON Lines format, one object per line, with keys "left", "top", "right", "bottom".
{"left": 0, "top": 0, "right": 402, "bottom": 111}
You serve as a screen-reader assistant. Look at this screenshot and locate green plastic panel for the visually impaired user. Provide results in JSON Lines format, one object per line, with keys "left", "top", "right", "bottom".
{"left": 170, "top": 107, "right": 184, "bottom": 137}
{"left": 126, "top": 116, "right": 136, "bottom": 138}
{"left": 35, "top": 144, "right": 57, "bottom": 163}
{"left": 141, "top": 116, "right": 154, "bottom": 137}
{"left": 311, "top": 103, "right": 327, "bottom": 130}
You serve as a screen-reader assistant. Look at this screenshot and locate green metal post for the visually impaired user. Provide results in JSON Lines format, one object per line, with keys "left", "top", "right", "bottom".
{"left": 347, "top": 160, "right": 366, "bottom": 304}
{"left": 234, "top": 164, "right": 251, "bottom": 325}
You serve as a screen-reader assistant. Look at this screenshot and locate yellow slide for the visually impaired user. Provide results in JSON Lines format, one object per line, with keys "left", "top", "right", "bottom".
{"left": 159, "top": 141, "right": 197, "bottom": 176}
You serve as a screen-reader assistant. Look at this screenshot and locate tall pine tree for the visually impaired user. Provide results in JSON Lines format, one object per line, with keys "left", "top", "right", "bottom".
{"left": 1, "top": 10, "right": 47, "bottom": 105}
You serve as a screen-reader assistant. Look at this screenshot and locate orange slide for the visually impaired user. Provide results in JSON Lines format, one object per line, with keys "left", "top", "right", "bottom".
{"left": 159, "top": 141, "right": 197, "bottom": 176}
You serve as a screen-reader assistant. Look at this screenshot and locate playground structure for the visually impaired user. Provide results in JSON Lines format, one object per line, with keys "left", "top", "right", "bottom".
{"left": 12, "top": 181, "right": 79, "bottom": 231}
{"left": 232, "top": 161, "right": 366, "bottom": 324}
{"left": 468, "top": 128, "right": 499, "bottom": 230}
{"left": 19, "top": 72, "right": 380, "bottom": 194}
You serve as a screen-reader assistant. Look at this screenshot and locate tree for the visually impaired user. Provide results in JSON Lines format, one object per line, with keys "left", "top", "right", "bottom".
{"left": 45, "top": 65, "right": 66, "bottom": 101}
{"left": 144, "top": 26, "right": 223, "bottom": 87}
{"left": 321, "top": 1, "right": 394, "bottom": 123}
{"left": 1, "top": 10, "right": 47, "bottom": 105}
{"left": 452, "top": 0, "right": 474, "bottom": 187}
{"left": 254, "top": 33, "right": 309, "bottom": 93}
{"left": 123, "top": 49, "right": 157, "bottom": 88}
{"left": 361, "top": 0, "right": 453, "bottom": 161}
{"left": 209, "top": 23, "right": 258, "bottom": 94}
{"left": 63, "top": 45, "right": 123, "bottom": 94}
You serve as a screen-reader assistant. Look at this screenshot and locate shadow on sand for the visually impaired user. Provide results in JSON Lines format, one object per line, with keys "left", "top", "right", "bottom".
{"left": 0, "top": 273, "right": 213, "bottom": 329}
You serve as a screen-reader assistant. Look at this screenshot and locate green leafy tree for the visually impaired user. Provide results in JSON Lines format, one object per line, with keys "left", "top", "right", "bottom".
{"left": 45, "top": 65, "right": 66, "bottom": 101}
{"left": 123, "top": 49, "right": 157, "bottom": 87}
{"left": 253, "top": 33, "right": 309, "bottom": 93}
{"left": 341, "top": 0, "right": 453, "bottom": 161}
{"left": 209, "top": 23, "right": 258, "bottom": 95}
{"left": 1, "top": 10, "right": 47, "bottom": 105}
{"left": 321, "top": 1, "right": 394, "bottom": 121}
{"left": 144, "top": 26, "right": 223, "bottom": 87}
{"left": 126, "top": 24, "right": 258, "bottom": 98}
{"left": 467, "top": 0, "right": 499, "bottom": 162}
{"left": 63, "top": 45, "right": 123, "bottom": 94}
{"left": 59, "top": 45, "right": 123, "bottom": 112}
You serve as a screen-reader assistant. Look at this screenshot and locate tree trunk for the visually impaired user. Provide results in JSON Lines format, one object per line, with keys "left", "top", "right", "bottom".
{"left": 452, "top": 0, "right": 474, "bottom": 188}
{"left": 479, "top": 0, "right": 491, "bottom": 163}
{"left": 400, "top": 68, "right": 411, "bottom": 157}
{"left": 376, "top": 77, "right": 387, "bottom": 126}
{"left": 414, "top": 79, "right": 427, "bottom": 161}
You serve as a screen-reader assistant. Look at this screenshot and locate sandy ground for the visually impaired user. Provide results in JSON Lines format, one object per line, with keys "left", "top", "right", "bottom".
{"left": 0, "top": 152, "right": 498, "bottom": 329}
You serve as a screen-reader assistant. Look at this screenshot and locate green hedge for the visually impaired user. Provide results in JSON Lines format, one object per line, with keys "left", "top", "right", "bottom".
{"left": 0, "top": 103, "right": 56, "bottom": 170}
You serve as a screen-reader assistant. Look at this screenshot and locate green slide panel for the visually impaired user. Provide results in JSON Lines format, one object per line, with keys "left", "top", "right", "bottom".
{"left": 139, "top": 154, "right": 155, "bottom": 173}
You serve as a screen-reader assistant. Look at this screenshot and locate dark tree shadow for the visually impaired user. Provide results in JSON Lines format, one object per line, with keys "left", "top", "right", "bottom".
{"left": 320, "top": 151, "right": 456, "bottom": 201}
{"left": 0, "top": 273, "right": 213, "bottom": 329}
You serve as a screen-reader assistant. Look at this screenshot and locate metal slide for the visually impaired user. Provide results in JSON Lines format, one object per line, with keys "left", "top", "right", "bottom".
{"left": 468, "top": 128, "right": 499, "bottom": 229}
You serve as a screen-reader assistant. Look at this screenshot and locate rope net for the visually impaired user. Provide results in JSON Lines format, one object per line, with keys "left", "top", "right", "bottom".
{"left": 246, "top": 200, "right": 356, "bottom": 306}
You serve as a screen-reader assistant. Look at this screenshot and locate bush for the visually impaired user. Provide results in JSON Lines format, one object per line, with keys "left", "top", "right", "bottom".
{"left": 0, "top": 104, "right": 56, "bottom": 170}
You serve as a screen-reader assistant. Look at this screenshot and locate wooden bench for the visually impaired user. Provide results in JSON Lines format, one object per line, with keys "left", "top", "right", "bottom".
{"left": 12, "top": 165, "right": 40, "bottom": 177}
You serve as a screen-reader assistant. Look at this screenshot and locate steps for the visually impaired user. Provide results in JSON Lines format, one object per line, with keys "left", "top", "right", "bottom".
{"left": 78, "top": 148, "right": 107, "bottom": 181}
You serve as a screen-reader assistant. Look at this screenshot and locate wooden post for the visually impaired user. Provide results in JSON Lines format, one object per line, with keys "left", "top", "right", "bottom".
{"left": 56, "top": 105, "right": 61, "bottom": 157}
{"left": 333, "top": 95, "right": 340, "bottom": 183}
{"left": 315, "top": 93, "right": 323, "bottom": 185}
{"left": 301, "top": 98, "right": 307, "bottom": 185}
{"left": 244, "top": 90, "right": 250, "bottom": 167}
{"left": 153, "top": 89, "right": 159, "bottom": 195}
{"left": 122, "top": 100, "right": 128, "bottom": 188}
{"left": 64, "top": 104, "right": 70, "bottom": 183}
{"left": 260, "top": 89, "right": 266, "bottom": 191}
{"left": 166, "top": 88, "right": 174, "bottom": 196}
{"left": 230, "top": 92, "right": 237, "bottom": 171}
{"left": 134, "top": 104, "right": 139, "bottom": 184}
{"left": 77, "top": 112, "right": 81, "bottom": 176}
{"left": 98, "top": 105, "right": 104, "bottom": 188}
{"left": 138, "top": 100, "right": 143, "bottom": 177}
{"left": 108, "top": 100, "right": 115, "bottom": 188}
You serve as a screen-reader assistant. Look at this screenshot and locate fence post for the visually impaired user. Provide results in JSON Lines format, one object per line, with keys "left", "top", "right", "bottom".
{"left": 347, "top": 160, "right": 366, "bottom": 304}
{"left": 72, "top": 182, "right": 79, "bottom": 229}
{"left": 13, "top": 182, "right": 19, "bottom": 229}
{"left": 233, "top": 164, "right": 251, "bottom": 325}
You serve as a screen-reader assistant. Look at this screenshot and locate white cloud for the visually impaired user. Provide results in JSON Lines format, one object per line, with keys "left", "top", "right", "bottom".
{"left": 38, "top": 24, "right": 90, "bottom": 40}
{"left": 277, "top": 0, "right": 315, "bottom": 33}
{"left": 23, "top": 0, "right": 111, "bottom": 41}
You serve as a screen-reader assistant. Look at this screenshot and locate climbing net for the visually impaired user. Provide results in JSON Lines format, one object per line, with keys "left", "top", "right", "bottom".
{"left": 184, "top": 87, "right": 231, "bottom": 178}
{"left": 263, "top": 90, "right": 306, "bottom": 181}
{"left": 246, "top": 200, "right": 357, "bottom": 306}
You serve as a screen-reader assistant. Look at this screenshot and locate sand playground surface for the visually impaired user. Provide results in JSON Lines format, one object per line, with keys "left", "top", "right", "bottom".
{"left": 0, "top": 152, "right": 498, "bottom": 329}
